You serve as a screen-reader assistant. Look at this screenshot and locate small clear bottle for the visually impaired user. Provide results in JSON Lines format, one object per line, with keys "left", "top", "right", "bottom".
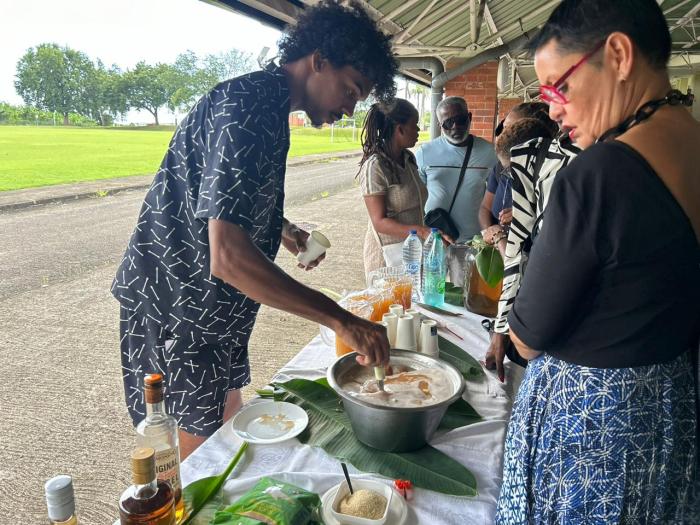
{"left": 45, "top": 475, "right": 78, "bottom": 525}
{"left": 136, "top": 373, "right": 184, "bottom": 522}
{"left": 119, "top": 447, "right": 176, "bottom": 524}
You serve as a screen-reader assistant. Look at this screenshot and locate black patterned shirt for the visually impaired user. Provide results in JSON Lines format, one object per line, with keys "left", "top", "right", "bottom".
{"left": 112, "top": 65, "right": 290, "bottom": 346}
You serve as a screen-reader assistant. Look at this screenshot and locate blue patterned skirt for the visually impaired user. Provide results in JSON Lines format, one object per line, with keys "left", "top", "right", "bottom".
{"left": 496, "top": 352, "right": 698, "bottom": 524}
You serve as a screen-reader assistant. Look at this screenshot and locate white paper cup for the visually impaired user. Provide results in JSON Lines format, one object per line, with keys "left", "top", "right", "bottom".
{"left": 389, "top": 304, "right": 404, "bottom": 317}
{"left": 395, "top": 315, "right": 417, "bottom": 351}
{"left": 382, "top": 313, "right": 398, "bottom": 347}
{"left": 404, "top": 309, "right": 422, "bottom": 349}
{"left": 297, "top": 230, "right": 331, "bottom": 266}
{"left": 419, "top": 319, "right": 439, "bottom": 357}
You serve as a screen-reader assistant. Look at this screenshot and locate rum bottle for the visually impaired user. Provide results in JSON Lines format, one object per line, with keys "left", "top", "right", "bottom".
{"left": 136, "top": 373, "right": 184, "bottom": 522}
{"left": 119, "top": 447, "right": 176, "bottom": 524}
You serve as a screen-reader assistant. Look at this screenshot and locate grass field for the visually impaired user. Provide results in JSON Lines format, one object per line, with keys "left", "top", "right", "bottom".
{"left": 0, "top": 125, "right": 429, "bottom": 192}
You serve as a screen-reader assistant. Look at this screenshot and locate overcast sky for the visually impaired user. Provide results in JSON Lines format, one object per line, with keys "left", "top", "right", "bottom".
{"left": 0, "top": 0, "right": 282, "bottom": 122}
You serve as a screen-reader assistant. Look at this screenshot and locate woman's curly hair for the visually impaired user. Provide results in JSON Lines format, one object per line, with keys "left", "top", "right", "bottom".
{"left": 496, "top": 118, "right": 557, "bottom": 166}
{"left": 278, "top": 0, "right": 398, "bottom": 101}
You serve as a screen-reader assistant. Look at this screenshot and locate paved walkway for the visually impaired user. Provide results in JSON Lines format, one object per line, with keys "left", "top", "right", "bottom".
{"left": 0, "top": 169, "right": 369, "bottom": 523}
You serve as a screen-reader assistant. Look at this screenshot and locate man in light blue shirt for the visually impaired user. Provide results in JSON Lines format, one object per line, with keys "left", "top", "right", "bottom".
{"left": 416, "top": 97, "right": 497, "bottom": 242}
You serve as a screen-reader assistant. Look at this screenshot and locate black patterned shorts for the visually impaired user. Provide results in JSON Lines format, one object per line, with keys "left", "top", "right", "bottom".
{"left": 119, "top": 306, "right": 251, "bottom": 436}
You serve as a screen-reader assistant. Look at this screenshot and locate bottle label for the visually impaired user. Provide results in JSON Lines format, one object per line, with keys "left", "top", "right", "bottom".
{"left": 405, "top": 262, "right": 419, "bottom": 274}
{"left": 155, "top": 447, "right": 182, "bottom": 494}
{"left": 437, "top": 279, "right": 445, "bottom": 294}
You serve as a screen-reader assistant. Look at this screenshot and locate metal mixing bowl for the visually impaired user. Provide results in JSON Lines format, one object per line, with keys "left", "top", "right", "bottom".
{"left": 326, "top": 350, "right": 466, "bottom": 452}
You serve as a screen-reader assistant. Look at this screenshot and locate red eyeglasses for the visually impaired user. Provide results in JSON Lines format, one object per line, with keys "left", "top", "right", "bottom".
{"left": 539, "top": 40, "right": 605, "bottom": 105}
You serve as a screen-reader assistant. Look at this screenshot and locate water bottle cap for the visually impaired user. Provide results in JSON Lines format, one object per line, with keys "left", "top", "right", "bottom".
{"left": 409, "top": 230, "right": 417, "bottom": 234}
{"left": 45, "top": 475, "right": 75, "bottom": 521}
{"left": 431, "top": 228, "right": 438, "bottom": 232}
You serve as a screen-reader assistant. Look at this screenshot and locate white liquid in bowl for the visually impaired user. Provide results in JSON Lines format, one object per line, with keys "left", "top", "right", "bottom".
{"left": 340, "top": 367, "right": 453, "bottom": 408}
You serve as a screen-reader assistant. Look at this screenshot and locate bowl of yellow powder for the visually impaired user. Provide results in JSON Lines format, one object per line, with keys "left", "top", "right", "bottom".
{"left": 329, "top": 478, "right": 393, "bottom": 525}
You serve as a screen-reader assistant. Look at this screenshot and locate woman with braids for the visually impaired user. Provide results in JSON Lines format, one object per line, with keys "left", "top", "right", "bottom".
{"left": 357, "top": 99, "right": 440, "bottom": 276}
{"left": 496, "top": 0, "right": 700, "bottom": 522}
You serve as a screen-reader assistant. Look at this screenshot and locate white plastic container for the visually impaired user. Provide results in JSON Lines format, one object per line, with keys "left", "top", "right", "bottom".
{"left": 330, "top": 479, "right": 393, "bottom": 525}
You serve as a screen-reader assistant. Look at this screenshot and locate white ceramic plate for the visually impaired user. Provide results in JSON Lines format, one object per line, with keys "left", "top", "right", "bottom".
{"left": 231, "top": 401, "right": 308, "bottom": 444}
{"left": 320, "top": 484, "right": 408, "bottom": 525}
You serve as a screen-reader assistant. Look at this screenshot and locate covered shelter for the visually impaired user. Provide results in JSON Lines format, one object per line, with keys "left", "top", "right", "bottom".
{"left": 204, "top": 0, "right": 700, "bottom": 138}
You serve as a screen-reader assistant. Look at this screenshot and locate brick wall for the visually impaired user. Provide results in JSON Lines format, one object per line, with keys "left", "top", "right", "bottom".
{"left": 289, "top": 112, "right": 306, "bottom": 127}
{"left": 497, "top": 97, "right": 524, "bottom": 123}
{"left": 444, "top": 60, "right": 499, "bottom": 141}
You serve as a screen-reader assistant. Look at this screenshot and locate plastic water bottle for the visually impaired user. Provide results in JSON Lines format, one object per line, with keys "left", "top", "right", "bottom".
{"left": 402, "top": 230, "right": 422, "bottom": 301}
{"left": 423, "top": 229, "right": 446, "bottom": 306}
{"left": 422, "top": 227, "right": 437, "bottom": 261}
{"left": 422, "top": 228, "right": 437, "bottom": 297}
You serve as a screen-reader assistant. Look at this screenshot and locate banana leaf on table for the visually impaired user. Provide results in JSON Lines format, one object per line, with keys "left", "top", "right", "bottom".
{"left": 444, "top": 282, "right": 464, "bottom": 307}
{"left": 181, "top": 442, "right": 249, "bottom": 525}
{"left": 272, "top": 378, "right": 479, "bottom": 497}
{"left": 438, "top": 335, "right": 485, "bottom": 378}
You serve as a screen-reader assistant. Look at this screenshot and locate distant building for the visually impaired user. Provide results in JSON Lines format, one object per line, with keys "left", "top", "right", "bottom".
{"left": 289, "top": 111, "right": 306, "bottom": 127}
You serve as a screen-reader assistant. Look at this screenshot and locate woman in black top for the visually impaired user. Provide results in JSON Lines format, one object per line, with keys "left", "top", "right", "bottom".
{"left": 496, "top": 1, "right": 700, "bottom": 523}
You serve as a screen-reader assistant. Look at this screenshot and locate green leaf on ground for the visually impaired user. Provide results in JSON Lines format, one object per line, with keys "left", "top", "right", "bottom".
{"left": 272, "top": 378, "right": 479, "bottom": 497}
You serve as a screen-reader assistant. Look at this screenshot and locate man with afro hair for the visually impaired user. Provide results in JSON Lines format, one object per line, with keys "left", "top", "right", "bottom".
{"left": 113, "top": 0, "right": 396, "bottom": 458}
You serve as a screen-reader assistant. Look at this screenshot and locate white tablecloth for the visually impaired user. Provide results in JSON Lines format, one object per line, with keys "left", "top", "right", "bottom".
{"left": 180, "top": 305, "right": 524, "bottom": 524}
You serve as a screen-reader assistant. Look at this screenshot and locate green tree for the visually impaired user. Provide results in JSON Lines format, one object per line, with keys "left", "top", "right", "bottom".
{"left": 168, "top": 51, "right": 202, "bottom": 113}
{"left": 123, "top": 62, "right": 176, "bottom": 125}
{"left": 201, "top": 49, "right": 255, "bottom": 84}
{"left": 15, "top": 43, "right": 95, "bottom": 125}
{"left": 83, "top": 61, "right": 128, "bottom": 125}
{"left": 167, "top": 49, "right": 256, "bottom": 114}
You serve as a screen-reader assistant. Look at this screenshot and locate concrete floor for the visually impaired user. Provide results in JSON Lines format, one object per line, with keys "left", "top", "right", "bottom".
{"left": 0, "top": 186, "right": 369, "bottom": 523}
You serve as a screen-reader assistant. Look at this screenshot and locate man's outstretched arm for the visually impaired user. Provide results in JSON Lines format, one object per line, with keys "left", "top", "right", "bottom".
{"left": 208, "top": 218, "right": 389, "bottom": 366}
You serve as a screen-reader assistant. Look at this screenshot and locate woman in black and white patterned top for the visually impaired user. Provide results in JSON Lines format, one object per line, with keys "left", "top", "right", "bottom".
{"left": 483, "top": 129, "right": 580, "bottom": 380}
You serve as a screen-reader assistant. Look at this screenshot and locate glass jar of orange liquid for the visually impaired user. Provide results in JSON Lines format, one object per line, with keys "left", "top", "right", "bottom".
{"left": 334, "top": 295, "right": 373, "bottom": 357}
{"left": 367, "top": 266, "right": 413, "bottom": 311}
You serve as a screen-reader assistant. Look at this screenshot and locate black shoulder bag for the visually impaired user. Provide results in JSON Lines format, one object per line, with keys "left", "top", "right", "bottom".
{"left": 423, "top": 134, "right": 474, "bottom": 240}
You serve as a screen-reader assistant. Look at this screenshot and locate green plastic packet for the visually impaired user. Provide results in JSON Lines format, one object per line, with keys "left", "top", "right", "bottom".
{"left": 210, "top": 477, "right": 322, "bottom": 525}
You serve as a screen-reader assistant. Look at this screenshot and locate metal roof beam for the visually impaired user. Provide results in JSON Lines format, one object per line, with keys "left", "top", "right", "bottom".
{"left": 379, "top": 0, "right": 422, "bottom": 24}
{"left": 406, "top": 0, "right": 469, "bottom": 44}
{"left": 467, "top": 0, "right": 561, "bottom": 47}
{"left": 664, "top": 0, "right": 694, "bottom": 15}
{"left": 482, "top": 1, "right": 527, "bottom": 93}
{"left": 470, "top": 0, "right": 487, "bottom": 44}
{"left": 394, "top": 0, "right": 441, "bottom": 44}
{"left": 433, "top": 33, "right": 530, "bottom": 87}
{"left": 395, "top": 44, "right": 466, "bottom": 52}
{"left": 669, "top": 3, "right": 700, "bottom": 32}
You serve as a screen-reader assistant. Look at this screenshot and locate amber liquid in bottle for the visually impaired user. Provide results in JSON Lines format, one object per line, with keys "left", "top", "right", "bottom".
{"left": 119, "top": 480, "right": 176, "bottom": 524}
{"left": 136, "top": 373, "right": 184, "bottom": 522}
{"left": 119, "top": 447, "right": 176, "bottom": 525}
